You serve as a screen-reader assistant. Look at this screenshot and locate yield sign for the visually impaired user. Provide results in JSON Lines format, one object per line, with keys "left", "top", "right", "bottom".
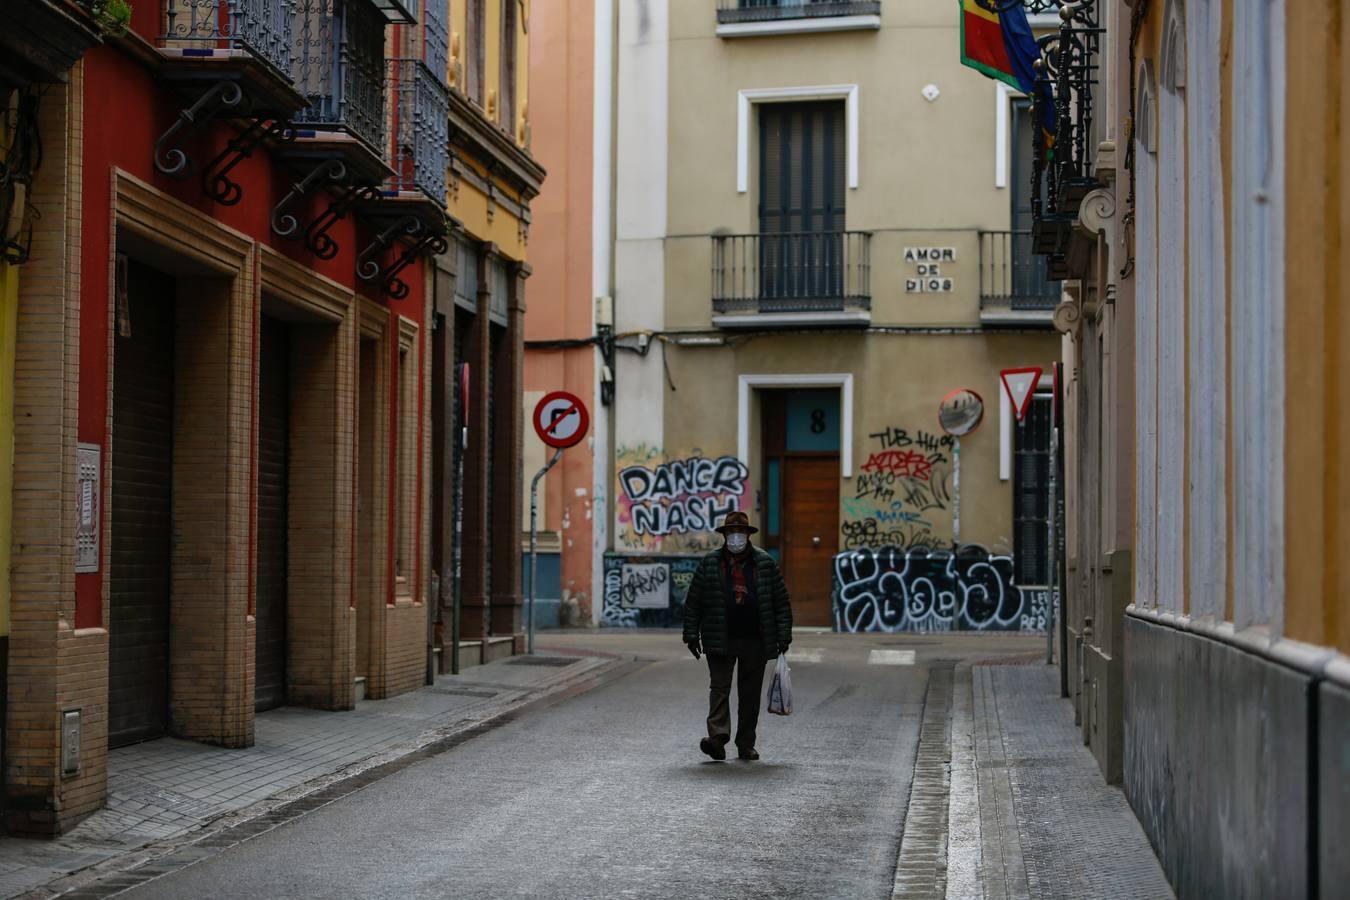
{"left": 1000, "top": 366, "right": 1043, "bottom": 422}
{"left": 533, "top": 390, "right": 589, "bottom": 449}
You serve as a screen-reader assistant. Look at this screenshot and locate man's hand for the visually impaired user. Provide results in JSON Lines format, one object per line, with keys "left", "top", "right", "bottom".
{"left": 687, "top": 640, "right": 702, "bottom": 660}
{"left": 776, "top": 642, "right": 791, "bottom": 657}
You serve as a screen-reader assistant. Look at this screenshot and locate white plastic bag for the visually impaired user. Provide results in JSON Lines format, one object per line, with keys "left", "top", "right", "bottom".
{"left": 767, "top": 653, "right": 792, "bottom": 716}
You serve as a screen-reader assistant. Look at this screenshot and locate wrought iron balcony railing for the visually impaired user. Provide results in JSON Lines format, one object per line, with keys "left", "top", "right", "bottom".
{"left": 978, "top": 231, "right": 1061, "bottom": 313}
{"left": 712, "top": 231, "right": 871, "bottom": 314}
{"left": 716, "top": 0, "right": 881, "bottom": 23}
{"left": 1030, "top": 0, "right": 1102, "bottom": 255}
{"left": 388, "top": 58, "right": 449, "bottom": 202}
{"left": 162, "top": 0, "right": 295, "bottom": 78}
{"left": 291, "top": 0, "right": 385, "bottom": 152}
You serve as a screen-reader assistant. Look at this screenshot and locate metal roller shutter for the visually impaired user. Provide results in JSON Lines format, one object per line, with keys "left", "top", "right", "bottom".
{"left": 255, "top": 317, "right": 289, "bottom": 711}
{"left": 109, "top": 261, "right": 175, "bottom": 748}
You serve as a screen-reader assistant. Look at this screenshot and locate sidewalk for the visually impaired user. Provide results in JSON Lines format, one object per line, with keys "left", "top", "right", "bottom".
{"left": 946, "top": 660, "right": 1174, "bottom": 900}
{"left": 0, "top": 653, "right": 621, "bottom": 899}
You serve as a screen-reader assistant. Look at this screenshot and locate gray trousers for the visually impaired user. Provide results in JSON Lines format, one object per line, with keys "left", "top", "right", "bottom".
{"left": 706, "top": 638, "right": 768, "bottom": 750}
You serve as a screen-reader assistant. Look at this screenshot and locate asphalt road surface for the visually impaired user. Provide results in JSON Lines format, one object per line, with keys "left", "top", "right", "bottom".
{"left": 123, "top": 633, "right": 1029, "bottom": 899}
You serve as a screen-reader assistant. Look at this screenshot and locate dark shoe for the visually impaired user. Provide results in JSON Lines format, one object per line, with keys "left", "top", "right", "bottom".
{"left": 737, "top": 747, "right": 760, "bottom": 761}
{"left": 700, "top": 738, "right": 727, "bottom": 761}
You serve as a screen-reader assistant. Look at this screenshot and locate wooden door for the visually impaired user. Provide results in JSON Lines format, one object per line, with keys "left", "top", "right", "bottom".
{"left": 781, "top": 456, "right": 840, "bottom": 627}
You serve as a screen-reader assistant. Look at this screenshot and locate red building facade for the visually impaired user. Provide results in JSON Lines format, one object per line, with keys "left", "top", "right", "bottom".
{"left": 3, "top": 0, "right": 460, "bottom": 834}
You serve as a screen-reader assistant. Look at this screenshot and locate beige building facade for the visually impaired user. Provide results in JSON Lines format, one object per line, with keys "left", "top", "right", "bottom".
{"left": 600, "top": 0, "right": 1061, "bottom": 631}
{"left": 1041, "top": 0, "right": 1350, "bottom": 893}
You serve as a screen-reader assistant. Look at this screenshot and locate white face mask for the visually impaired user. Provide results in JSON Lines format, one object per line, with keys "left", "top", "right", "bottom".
{"left": 725, "top": 533, "right": 749, "bottom": 554}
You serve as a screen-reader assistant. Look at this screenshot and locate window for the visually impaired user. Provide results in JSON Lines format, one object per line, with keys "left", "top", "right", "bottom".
{"left": 758, "top": 101, "right": 846, "bottom": 301}
{"left": 1013, "top": 393, "right": 1053, "bottom": 585}
{"left": 499, "top": 0, "right": 517, "bottom": 135}
{"left": 466, "top": 0, "right": 485, "bottom": 105}
{"left": 454, "top": 236, "right": 480, "bottom": 311}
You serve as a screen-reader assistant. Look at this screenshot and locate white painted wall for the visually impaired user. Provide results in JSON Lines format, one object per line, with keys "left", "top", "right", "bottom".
{"left": 1133, "top": 70, "right": 1159, "bottom": 611}
{"left": 613, "top": 0, "right": 668, "bottom": 452}
{"left": 1231, "top": 0, "right": 1285, "bottom": 633}
{"left": 1186, "top": 0, "right": 1227, "bottom": 620}
{"left": 591, "top": 0, "right": 615, "bottom": 620}
{"left": 1156, "top": 18, "right": 1186, "bottom": 616}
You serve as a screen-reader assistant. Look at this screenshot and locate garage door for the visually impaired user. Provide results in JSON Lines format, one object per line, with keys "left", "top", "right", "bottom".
{"left": 255, "top": 316, "right": 289, "bottom": 711}
{"left": 109, "top": 261, "right": 175, "bottom": 748}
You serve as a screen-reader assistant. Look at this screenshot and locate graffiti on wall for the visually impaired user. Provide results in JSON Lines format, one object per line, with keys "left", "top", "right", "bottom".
{"left": 844, "top": 426, "right": 956, "bottom": 550}
{"left": 833, "top": 545, "right": 1048, "bottom": 632}
{"left": 602, "top": 555, "right": 701, "bottom": 627}
{"left": 615, "top": 445, "right": 749, "bottom": 552}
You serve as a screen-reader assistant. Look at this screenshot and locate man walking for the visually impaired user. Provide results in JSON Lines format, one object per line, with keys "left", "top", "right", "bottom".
{"left": 682, "top": 511, "right": 793, "bottom": 761}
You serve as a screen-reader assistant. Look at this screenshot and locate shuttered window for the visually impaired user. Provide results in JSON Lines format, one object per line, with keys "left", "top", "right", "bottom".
{"left": 455, "top": 236, "right": 479, "bottom": 312}
{"left": 488, "top": 255, "right": 510, "bottom": 326}
{"left": 466, "top": 0, "right": 485, "bottom": 104}
{"left": 500, "top": 0, "right": 517, "bottom": 134}
{"left": 1013, "top": 393, "right": 1053, "bottom": 585}
{"left": 758, "top": 101, "right": 846, "bottom": 300}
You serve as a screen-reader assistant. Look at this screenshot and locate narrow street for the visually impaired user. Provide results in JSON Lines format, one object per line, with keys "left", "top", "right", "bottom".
{"left": 17, "top": 631, "right": 1166, "bottom": 900}
{"left": 122, "top": 633, "right": 932, "bottom": 899}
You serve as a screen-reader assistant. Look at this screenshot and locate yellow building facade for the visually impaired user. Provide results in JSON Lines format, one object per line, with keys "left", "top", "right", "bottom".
{"left": 1048, "top": 0, "right": 1349, "bottom": 893}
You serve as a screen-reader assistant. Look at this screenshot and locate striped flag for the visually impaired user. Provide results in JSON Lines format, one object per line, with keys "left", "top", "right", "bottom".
{"left": 959, "top": 0, "right": 1056, "bottom": 148}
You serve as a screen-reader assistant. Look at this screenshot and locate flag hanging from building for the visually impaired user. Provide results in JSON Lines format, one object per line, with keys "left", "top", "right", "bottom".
{"left": 959, "top": 0, "right": 1056, "bottom": 146}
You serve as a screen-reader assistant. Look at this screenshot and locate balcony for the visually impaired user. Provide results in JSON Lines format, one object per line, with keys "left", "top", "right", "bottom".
{"left": 711, "top": 231, "right": 871, "bottom": 329}
{"left": 1, "top": 0, "right": 102, "bottom": 94}
{"left": 290, "top": 0, "right": 392, "bottom": 155}
{"left": 161, "top": 0, "right": 296, "bottom": 80}
{"left": 388, "top": 58, "right": 449, "bottom": 204}
{"left": 716, "top": 0, "right": 881, "bottom": 38}
{"left": 978, "top": 230, "right": 1061, "bottom": 326}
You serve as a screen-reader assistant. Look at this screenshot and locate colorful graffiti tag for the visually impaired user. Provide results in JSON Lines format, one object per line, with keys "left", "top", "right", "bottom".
{"left": 843, "top": 426, "right": 956, "bottom": 550}
{"left": 615, "top": 445, "right": 749, "bottom": 552}
{"left": 832, "top": 545, "right": 1048, "bottom": 632}
{"left": 602, "top": 555, "right": 701, "bottom": 627}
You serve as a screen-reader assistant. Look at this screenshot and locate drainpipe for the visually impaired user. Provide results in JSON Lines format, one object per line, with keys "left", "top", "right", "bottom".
{"left": 590, "top": 0, "right": 616, "bottom": 624}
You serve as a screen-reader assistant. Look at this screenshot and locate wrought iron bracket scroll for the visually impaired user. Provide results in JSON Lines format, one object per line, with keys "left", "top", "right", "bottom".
{"left": 357, "top": 214, "right": 423, "bottom": 285}
{"left": 272, "top": 159, "right": 348, "bottom": 238}
{"left": 305, "top": 182, "right": 382, "bottom": 260}
{"left": 203, "top": 117, "right": 295, "bottom": 206}
{"left": 381, "top": 229, "right": 449, "bottom": 301}
{"left": 154, "top": 81, "right": 245, "bottom": 179}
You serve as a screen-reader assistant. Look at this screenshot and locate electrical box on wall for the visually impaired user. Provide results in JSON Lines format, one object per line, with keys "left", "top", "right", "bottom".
{"left": 75, "top": 443, "right": 101, "bottom": 573}
{"left": 594, "top": 295, "right": 613, "bottom": 328}
{"left": 61, "top": 709, "right": 81, "bottom": 775}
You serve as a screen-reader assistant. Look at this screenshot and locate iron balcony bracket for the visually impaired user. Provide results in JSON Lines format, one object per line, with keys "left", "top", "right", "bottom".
{"left": 357, "top": 214, "right": 423, "bottom": 285}
{"left": 154, "top": 80, "right": 245, "bottom": 179}
{"left": 203, "top": 116, "right": 295, "bottom": 206}
{"left": 381, "top": 228, "right": 449, "bottom": 301}
{"left": 272, "top": 159, "right": 348, "bottom": 238}
{"left": 305, "top": 182, "right": 382, "bottom": 260}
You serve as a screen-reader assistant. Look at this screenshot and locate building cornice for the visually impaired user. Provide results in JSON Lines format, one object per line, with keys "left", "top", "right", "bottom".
{"left": 446, "top": 89, "right": 546, "bottom": 201}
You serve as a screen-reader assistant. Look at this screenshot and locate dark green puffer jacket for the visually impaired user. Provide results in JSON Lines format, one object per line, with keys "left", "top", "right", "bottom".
{"left": 682, "top": 547, "right": 793, "bottom": 657}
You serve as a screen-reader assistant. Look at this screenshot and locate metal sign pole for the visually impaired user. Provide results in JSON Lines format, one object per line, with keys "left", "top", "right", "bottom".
{"left": 529, "top": 448, "right": 564, "bottom": 655}
{"left": 1046, "top": 423, "right": 1058, "bottom": 664}
{"left": 451, "top": 423, "right": 466, "bottom": 675}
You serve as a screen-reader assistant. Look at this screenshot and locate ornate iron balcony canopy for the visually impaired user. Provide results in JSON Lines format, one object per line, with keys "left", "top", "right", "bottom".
{"left": 1027, "top": 0, "right": 1102, "bottom": 273}
{"left": 291, "top": 0, "right": 388, "bottom": 153}
{"left": 388, "top": 57, "right": 450, "bottom": 204}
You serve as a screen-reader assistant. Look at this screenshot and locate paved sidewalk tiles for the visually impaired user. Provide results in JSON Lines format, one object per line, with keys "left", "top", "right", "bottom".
{"left": 0, "top": 655, "right": 613, "bottom": 899}
{"left": 949, "top": 663, "right": 1174, "bottom": 900}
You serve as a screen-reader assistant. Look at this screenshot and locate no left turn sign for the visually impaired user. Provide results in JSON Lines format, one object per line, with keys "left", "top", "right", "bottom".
{"left": 533, "top": 391, "right": 589, "bottom": 449}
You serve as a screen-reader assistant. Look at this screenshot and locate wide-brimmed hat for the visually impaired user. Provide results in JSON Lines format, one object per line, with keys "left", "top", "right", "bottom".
{"left": 715, "top": 511, "right": 758, "bottom": 535}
